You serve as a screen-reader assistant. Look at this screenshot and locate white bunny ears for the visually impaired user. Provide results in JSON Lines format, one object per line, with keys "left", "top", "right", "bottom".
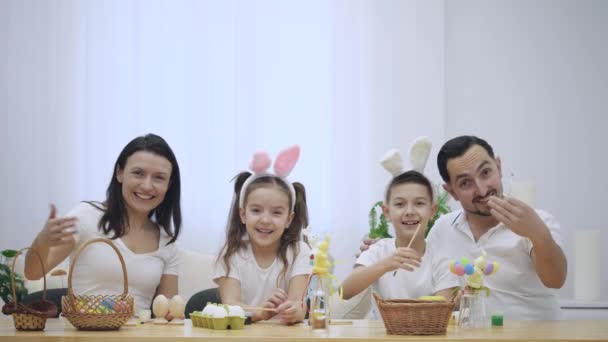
{"left": 239, "top": 145, "right": 300, "bottom": 211}
{"left": 380, "top": 136, "right": 432, "bottom": 176}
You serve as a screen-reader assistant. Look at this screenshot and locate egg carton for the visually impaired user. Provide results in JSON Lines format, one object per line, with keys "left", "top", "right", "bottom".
{"left": 190, "top": 312, "right": 245, "bottom": 330}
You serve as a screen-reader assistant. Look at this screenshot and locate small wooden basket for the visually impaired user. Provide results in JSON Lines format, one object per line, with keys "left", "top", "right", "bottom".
{"left": 373, "top": 292, "right": 454, "bottom": 335}
{"left": 61, "top": 238, "right": 134, "bottom": 330}
{"left": 1, "top": 248, "right": 58, "bottom": 331}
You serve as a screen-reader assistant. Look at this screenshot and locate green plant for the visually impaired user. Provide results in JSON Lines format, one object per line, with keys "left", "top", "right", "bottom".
{"left": 368, "top": 187, "right": 452, "bottom": 239}
{"left": 0, "top": 249, "right": 28, "bottom": 305}
{"left": 426, "top": 189, "right": 452, "bottom": 237}
{"left": 369, "top": 201, "right": 392, "bottom": 239}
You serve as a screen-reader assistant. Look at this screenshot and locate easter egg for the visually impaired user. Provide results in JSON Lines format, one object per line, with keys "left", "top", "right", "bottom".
{"left": 76, "top": 300, "right": 86, "bottom": 311}
{"left": 454, "top": 264, "right": 465, "bottom": 276}
{"left": 115, "top": 300, "right": 130, "bottom": 313}
{"left": 484, "top": 263, "right": 494, "bottom": 275}
{"left": 169, "top": 295, "right": 186, "bottom": 317}
{"left": 492, "top": 262, "right": 499, "bottom": 275}
{"left": 153, "top": 294, "right": 169, "bottom": 318}
{"left": 464, "top": 263, "right": 475, "bottom": 275}
{"left": 101, "top": 298, "right": 115, "bottom": 311}
{"left": 449, "top": 260, "right": 456, "bottom": 273}
{"left": 460, "top": 257, "right": 470, "bottom": 265}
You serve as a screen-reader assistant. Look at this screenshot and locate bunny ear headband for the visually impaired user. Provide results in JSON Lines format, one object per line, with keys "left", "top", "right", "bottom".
{"left": 380, "top": 136, "right": 432, "bottom": 176}
{"left": 239, "top": 145, "right": 301, "bottom": 212}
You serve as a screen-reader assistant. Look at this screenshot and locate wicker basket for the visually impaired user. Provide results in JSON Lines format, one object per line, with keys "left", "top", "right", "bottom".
{"left": 1, "top": 248, "right": 58, "bottom": 331}
{"left": 61, "top": 238, "right": 134, "bottom": 330}
{"left": 373, "top": 292, "right": 455, "bottom": 335}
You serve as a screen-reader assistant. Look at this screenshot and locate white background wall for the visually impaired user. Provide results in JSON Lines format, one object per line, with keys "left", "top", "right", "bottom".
{"left": 445, "top": 0, "right": 608, "bottom": 301}
{"left": 0, "top": 0, "right": 445, "bottom": 283}
{"left": 1, "top": 0, "right": 606, "bottom": 303}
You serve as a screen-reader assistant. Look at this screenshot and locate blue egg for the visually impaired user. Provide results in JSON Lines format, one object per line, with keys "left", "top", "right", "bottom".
{"left": 464, "top": 263, "right": 475, "bottom": 275}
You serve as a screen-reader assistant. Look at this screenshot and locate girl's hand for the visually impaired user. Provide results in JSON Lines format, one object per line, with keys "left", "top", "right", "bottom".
{"left": 275, "top": 300, "right": 301, "bottom": 324}
{"left": 36, "top": 204, "right": 78, "bottom": 248}
{"left": 259, "top": 288, "right": 288, "bottom": 320}
{"left": 381, "top": 247, "right": 421, "bottom": 272}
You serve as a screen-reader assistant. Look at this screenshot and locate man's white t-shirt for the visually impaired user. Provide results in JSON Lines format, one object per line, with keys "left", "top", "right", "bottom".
{"left": 213, "top": 240, "right": 312, "bottom": 307}
{"left": 68, "top": 202, "right": 179, "bottom": 313}
{"left": 356, "top": 238, "right": 458, "bottom": 300}
{"left": 426, "top": 209, "right": 563, "bottom": 320}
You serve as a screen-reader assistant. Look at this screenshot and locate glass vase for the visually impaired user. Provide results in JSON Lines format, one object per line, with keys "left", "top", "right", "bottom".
{"left": 308, "top": 275, "right": 329, "bottom": 331}
{"left": 458, "top": 287, "right": 489, "bottom": 328}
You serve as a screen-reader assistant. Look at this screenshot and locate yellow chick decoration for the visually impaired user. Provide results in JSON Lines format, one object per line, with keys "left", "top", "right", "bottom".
{"left": 312, "top": 236, "right": 331, "bottom": 276}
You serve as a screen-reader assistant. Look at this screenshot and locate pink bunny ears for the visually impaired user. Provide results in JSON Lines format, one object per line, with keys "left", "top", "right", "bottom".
{"left": 239, "top": 145, "right": 301, "bottom": 211}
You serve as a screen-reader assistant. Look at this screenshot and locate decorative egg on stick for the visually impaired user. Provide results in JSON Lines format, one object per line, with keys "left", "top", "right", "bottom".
{"left": 449, "top": 251, "right": 498, "bottom": 295}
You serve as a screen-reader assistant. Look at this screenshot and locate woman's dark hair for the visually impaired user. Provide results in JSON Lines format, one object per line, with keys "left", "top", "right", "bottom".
{"left": 437, "top": 135, "right": 495, "bottom": 183}
{"left": 217, "top": 172, "right": 308, "bottom": 286}
{"left": 385, "top": 170, "right": 434, "bottom": 203}
{"left": 93, "top": 133, "right": 181, "bottom": 244}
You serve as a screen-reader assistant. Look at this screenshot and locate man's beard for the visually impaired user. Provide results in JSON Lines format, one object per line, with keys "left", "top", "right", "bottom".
{"left": 466, "top": 189, "right": 502, "bottom": 217}
{"left": 465, "top": 207, "right": 493, "bottom": 217}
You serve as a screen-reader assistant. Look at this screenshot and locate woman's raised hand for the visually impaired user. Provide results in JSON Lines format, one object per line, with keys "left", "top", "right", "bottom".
{"left": 36, "top": 204, "right": 78, "bottom": 248}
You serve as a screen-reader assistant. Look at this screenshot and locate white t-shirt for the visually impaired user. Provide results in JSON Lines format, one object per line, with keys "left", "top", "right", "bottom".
{"left": 356, "top": 238, "right": 458, "bottom": 300}
{"left": 213, "top": 241, "right": 312, "bottom": 307}
{"left": 68, "top": 202, "right": 179, "bottom": 313}
{"left": 426, "top": 209, "right": 563, "bottom": 320}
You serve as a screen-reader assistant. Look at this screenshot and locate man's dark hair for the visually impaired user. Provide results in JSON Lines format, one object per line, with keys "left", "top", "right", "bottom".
{"left": 437, "top": 135, "right": 494, "bottom": 183}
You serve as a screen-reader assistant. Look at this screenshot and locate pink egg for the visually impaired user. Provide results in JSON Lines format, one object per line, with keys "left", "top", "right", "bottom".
{"left": 484, "top": 263, "right": 494, "bottom": 275}
{"left": 454, "top": 264, "right": 465, "bottom": 276}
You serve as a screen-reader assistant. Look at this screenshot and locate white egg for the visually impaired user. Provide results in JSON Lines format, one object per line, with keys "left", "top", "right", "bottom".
{"left": 152, "top": 295, "right": 169, "bottom": 317}
{"left": 202, "top": 304, "right": 211, "bottom": 316}
{"left": 227, "top": 305, "right": 245, "bottom": 318}
{"left": 207, "top": 304, "right": 227, "bottom": 318}
{"left": 169, "top": 295, "right": 185, "bottom": 317}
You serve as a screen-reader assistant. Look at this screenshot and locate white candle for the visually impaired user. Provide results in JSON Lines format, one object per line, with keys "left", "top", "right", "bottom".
{"left": 574, "top": 230, "right": 601, "bottom": 301}
{"left": 510, "top": 181, "right": 536, "bottom": 207}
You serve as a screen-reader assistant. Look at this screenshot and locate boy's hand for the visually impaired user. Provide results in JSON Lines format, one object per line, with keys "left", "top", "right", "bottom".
{"left": 381, "top": 247, "right": 421, "bottom": 272}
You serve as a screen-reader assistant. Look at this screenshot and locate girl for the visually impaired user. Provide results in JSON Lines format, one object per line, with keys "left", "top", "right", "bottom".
{"left": 341, "top": 170, "right": 457, "bottom": 301}
{"left": 24, "top": 134, "right": 182, "bottom": 319}
{"left": 214, "top": 146, "right": 311, "bottom": 324}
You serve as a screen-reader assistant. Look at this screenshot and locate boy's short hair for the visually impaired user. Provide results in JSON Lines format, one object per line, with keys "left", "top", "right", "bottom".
{"left": 385, "top": 170, "right": 434, "bottom": 203}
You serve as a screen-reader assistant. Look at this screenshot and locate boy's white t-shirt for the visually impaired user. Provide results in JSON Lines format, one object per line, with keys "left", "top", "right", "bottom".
{"left": 213, "top": 240, "right": 312, "bottom": 307}
{"left": 355, "top": 238, "right": 457, "bottom": 300}
{"left": 68, "top": 202, "right": 179, "bottom": 313}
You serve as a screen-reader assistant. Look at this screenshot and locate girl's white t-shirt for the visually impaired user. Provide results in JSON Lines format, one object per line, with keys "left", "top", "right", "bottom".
{"left": 68, "top": 202, "right": 179, "bottom": 313}
{"left": 213, "top": 240, "right": 312, "bottom": 307}
{"left": 356, "top": 238, "right": 457, "bottom": 300}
